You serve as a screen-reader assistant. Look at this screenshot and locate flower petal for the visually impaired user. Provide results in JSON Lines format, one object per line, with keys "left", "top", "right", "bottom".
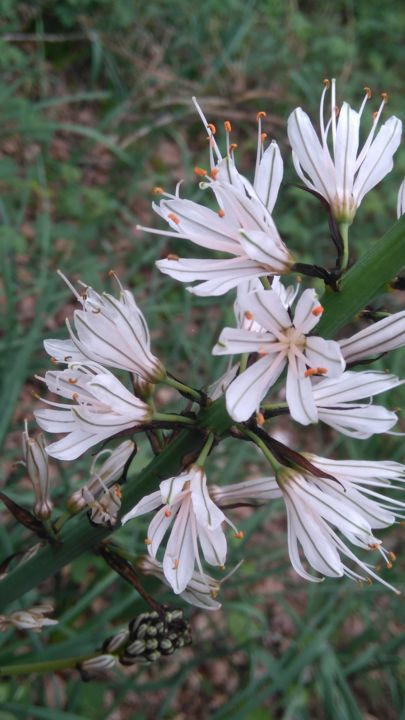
{"left": 254, "top": 141, "right": 283, "bottom": 212}
{"left": 305, "top": 336, "right": 345, "bottom": 377}
{"left": 286, "top": 358, "right": 318, "bottom": 425}
{"left": 353, "top": 116, "right": 402, "bottom": 206}
{"left": 225, "top": 353, "right": 286, "bottom": 421}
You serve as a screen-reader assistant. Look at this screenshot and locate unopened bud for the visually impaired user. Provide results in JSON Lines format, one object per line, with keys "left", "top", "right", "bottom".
{"left": 79, "top": 654, "right": 116, "bottom": 680}
{"left": 22, "top": 421, "right": 53, "bottom": 519}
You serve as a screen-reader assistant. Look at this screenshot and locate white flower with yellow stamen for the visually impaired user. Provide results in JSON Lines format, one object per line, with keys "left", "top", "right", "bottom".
{"left": 288, "top": 79, "right": 402, "bottom": 223}
{"left": 213, "top": 286, "right": 345, "bottom": 423}
{"left": 122, "top": 465, "right": 240, "bottom": 594}
{"left": 138, "top": 101, "right": 293, "bottom": 296}
{"left": 35, "top": 365, "right": 150, "bottom": 461}
{"left": 44, "top": 273, "right": 164, "bottom": 383}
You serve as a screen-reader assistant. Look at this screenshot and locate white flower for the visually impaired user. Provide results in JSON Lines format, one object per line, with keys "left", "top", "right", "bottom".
{"left": 138, "top": 102, "right": 293, "bottom": 296}
{"left": 287, "top": 79, "right": 402, "bottom": 223}
{"left": 122, "top": 465, "right": 237, "bottom": 594}
{"left": 397, "top": 178, "right": 405, "bottom": 218}
{"left": 211, "top": 476, "right": 282, "bottom": 506}
{"left": 35, "top": 366, "right": 150, "bottom": 461}
{"left": 22, "top": 421, "right": 53, "bottom": 519}
{"left": 44, "top": 273, "right": 164, "bottom": 382}
{"left": 138, "top": 555, "right": 222, "bottom": 611}
{"left": 339, "top": 310, "right": 405, "bottom": 364}
{"left": 275, "top": 457, "right": 405, "bottom": 591}
{"left": 312, "top": 370, "right": 403, "bottom": 438}
{"left": 213, "top": 286, "right": 345, "bottom": 422}
{"left": 0, "top": 603, "right": 58, "bottom": 632}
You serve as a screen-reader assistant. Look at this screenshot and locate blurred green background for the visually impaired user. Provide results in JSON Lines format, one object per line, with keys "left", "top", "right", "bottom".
{"left": 0, "top": 1, "right": 404, "bottom": 718}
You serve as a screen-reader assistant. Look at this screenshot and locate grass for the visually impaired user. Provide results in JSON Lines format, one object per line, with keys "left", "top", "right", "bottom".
{"left": 0, "top": 1, "right": 404, "bottom": 718}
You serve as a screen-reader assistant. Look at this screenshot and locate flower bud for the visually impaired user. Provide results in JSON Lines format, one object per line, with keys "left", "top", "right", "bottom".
{"left": 79, "top": 654, "right": 116, "bottom": 680}
{"left": 0, "top": 602, "right": 57, "bottom": 633}
{"left": 22, "top": 421, "right": 53, "bottom": 520}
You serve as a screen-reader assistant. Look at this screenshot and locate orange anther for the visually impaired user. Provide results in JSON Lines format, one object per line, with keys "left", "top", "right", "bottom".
{"left": 323, "top": 78, "right": 330, "bottom": 88}
{"left": 194, "top": 166, "right": 208, "bottom": 177}
{"left": 363, "top": 86, "right": 372, "bottom": 99}
{"left": 167, "top": 253, "right": 179, "bottom": 261}
{"left": 234, "top": 531, "right": 244, "bottom": 539}
{"left": 164, "top": 509, "right": 172, "bottom": 518}
{"left": 50, "top": 357, "right": 58, "bottom": 364}
{"left": 335, "top": 105, "right": 340, "bottom": 117}
{"left": 256, "top": 111, "right": 267, "bottom": 120}
{"left": 207, "top": 123, "right": 216, "bottom": 134}
{"left": 167, "top": 212, "right": 180, "bottom": 224}
{"left": 152, "top": 186, "right": 164, "bottom": 194}
{"left": 256, "top": 412, "right": 265, "bottom": 426}
{"left": 261, "top": 132, "right": 268, "bottom": 142}
{"left": 219, "top": 564, "right": 226, "bottom": 571}
{"left": 218, "top": 209, "right": 225, "bottom": 218}
{"left": 172, "top": 559, "right": 179, "bottom": 569}
{"left": 258, "top": 349, "right": 268, "bottom": 357}
{"left": 68, "top": 378, "right": 78, "bottom": 385}
{"left": 372, "top": 111, "right": 378, "bottom": 120}
{"left": 72, "top": 392, "right": 79, "bottom": 401}
{"left": 312, "top": 305, "right": 324, "bottom": 316}
{"left": 229, "top": 143, "right": 238, "bottom": 152}
{"left": 304, "top": 368, "right": 318, "bottom": 378}
{"left": 381, "top": 92, "right": 388, "bottom": 102}
{"left": 144, "top": 538, "right": 152, "bottom": 545}
{"left": 210, "top": 167, "right": 219, "bottom": 180}
{"left": 316, "top": 367, "right": 328, "bottom": 375}
{"left": 113, "top": 486, "right": 122, "bottom": 498}
{"left": 386, "top": 561, "right": 393, "bottom": 569}
{"left": 389, "top": 551, "right": 397, "bottom": 561}
{"left": 210, "top": 590, "right": 218, "bottom": 599}
{"left": 244, "top": 310, "right": 253, "bottom": 320}
{"left": 224, "top": 120, "right": 232, "bottom": 133}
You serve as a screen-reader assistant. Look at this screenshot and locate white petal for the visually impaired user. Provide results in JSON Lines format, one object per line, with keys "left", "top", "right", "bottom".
{"left": 240, "top": 289, "right": 291, "bottom": 335}
{"left": 190, "top": 467, "right": 225, "bottom": 529}
{"left": 339, "top": 311, "right": 405, "bottom": 363}
{"left": 43, "top": 338, "right": 85, "bottom": 364}
{"left": 397, "top": 178, "right": 405, "bottom": 218}
{"left": 353, "top": 116, "right": 402, "bottom": 206}
{"left": 121, "top": 491, "right": 161, "bottom": 524}
{"left": 157, "top": 256, "right": 267, "bottom": 296}
{"left": 45, "top": 429, "right": 101, "bottom": 461}
{"left": 163, "top": 500, "right": 195, "bottom": 593}
{"left": 286, "top": 359, "right": 318, "bottom": 425}
{"left": 239, "top": 229, "right": 292, "bottom": 271}
{"left": 160, "top": 474, "right": 188, "bottom": 505}
{"left": 334, "top": 102, "right": 360, "bottom": 209}
{"left": 313, "top": 371, "right": 402, "bottom": 405}
{"left": 212, "top": 476, "right": 281, "bottom": 505}
{"left": 317, "top": 404, "right": 398, "bottom": 439}
{"left": 225, "top": 353, "right": 286, "bottom": 421}
{"left": 254, "top": 141, "right": 283, "bottom": 212}
{"left": 293, "top": 288, "right": 322, "bottom": 334}
{"left": 305, "top": 336, "right": 345, "bottom": 377}
{"left": 287, "top": 108, "right": 335, "bottom": 203}
{"left": 34, "top": 408, "right": 75, "bottom": 434}
{"left": 197, "top": 523, "right": 227, "bottom": 567}
{"left": 212, "top": 328, "right": 275, "bottom": 356}
{"left": 157, "top": 197, "right": 241, "bottom": 253}
{"left": 148, "top": 506, "right": 175, "bottom": 558}
{"left": 88, "top": 374, "right": 149, "bottom": 417}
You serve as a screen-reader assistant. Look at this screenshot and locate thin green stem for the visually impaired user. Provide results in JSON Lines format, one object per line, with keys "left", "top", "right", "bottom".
{"left": 261, "top": 402, "right": 288, "bottom": 412}
{"left": 152, "top": 412, "right": 196, "bottom": 426}
{"left": 240, "top": 427, "right": 283, "bottom": 473}
{"left": 339, "top": 222, "right": 350, "bottom": 271}
{"left": 0, "top": 652, "right": 98, "bottom": 676}
{"left": 54, "top": 510, "right": 73, "bottom": 532}
{"left": 239, "top": 352, "right": 249, "bottom": 373}
{"left": 161, "top": 375, "right": 202, "bottom": 402}
{"left": 196, "top": 432, "right": 215, "bottom": 466}
{"left": 260, "top": 276, "right": 271, "bottom": 290}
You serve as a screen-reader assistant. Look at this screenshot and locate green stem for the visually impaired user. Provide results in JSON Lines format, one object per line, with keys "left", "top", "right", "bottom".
{"left": 0, "top": 652, "right": 98, "bottom": 676}
{"left": 239, "top": 353, "right": 249, "bottom": 373}
{"left": 152, "top": 412, "right": 196, "bottom": 426}
{"left": 260, "top": 276, "right": 271, "bottom": 290}
{"left": 339, "top": 222, "right": 350, "bottom": 271}
{"left": 196, "top": 433, "right": 215, "bottom": 466}
{"left": 161, "top": 375, "right": 202, "bottom": 402}
{"left": 261, "top": 402, "right": 288, "bottom": 412}
{"left": 240, "top": 428, "right": 283, "bottom": 473}
{"left": 54, "top": 511, "right": 72, "bottom": 532}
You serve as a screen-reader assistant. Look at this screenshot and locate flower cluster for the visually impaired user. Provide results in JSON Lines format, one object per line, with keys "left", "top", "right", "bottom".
{"left": 18, "top": 78, "right": 405, "bottom": 624}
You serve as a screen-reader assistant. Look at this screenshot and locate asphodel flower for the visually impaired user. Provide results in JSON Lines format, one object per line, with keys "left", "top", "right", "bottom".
{"left": 35, "top": 365, "right": 151, "bottom": 461}
{"left": 122, "top": 465, "right": 241, "bottom": 594}
{"left": 287, "top": 79, "right": 402, "bottom": 223}
{"left": 138, "top": 555, "right": 222, "bottom": 611}
{"left": 213, "top": 286, "right": 345, "bottom": 422}
{"left": 273, "top": 457, "right": 405, "bottom": 591}
{"left": 138, "top": 102, "right": 293, "bottom": 296}
{"left": 44, "top": 273, "right": 165, "bottom": 382}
